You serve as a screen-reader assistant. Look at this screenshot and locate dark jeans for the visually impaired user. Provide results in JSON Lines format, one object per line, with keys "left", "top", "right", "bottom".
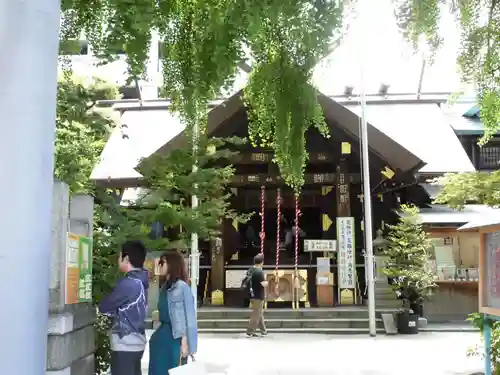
{"left": 111, "top": 350, "right": 144, "bottom": 375}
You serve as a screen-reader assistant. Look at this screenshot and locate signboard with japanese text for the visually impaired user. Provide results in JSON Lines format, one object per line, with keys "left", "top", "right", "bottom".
{"left": 483, "top": 231, "right": 500, "bottom": 310}
{"left": 304, "top": 239, "right": 336, "bottom": 252}
{"left": 459, "top": 224, "right": 500, "bottom": 375}
{"left": 65, "top": 233, "right": 93, "bottom": 304}
{"left": 337, "top": 217, "right": 355, "bottom": 289}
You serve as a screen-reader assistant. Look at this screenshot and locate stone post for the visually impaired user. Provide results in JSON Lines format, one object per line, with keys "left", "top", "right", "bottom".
{"left": 46, "top": 185, "right": 96, "bottom": 375}
{"left": 0, "top": 1, "right": 60, "bottom": 374}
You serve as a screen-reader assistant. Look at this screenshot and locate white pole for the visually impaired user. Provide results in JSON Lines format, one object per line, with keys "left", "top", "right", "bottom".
{"left": 0, "top": 0, "right": 60, "bottom": 374}
{"left": 190, "top": 120, "right": 199, "bottom": 313}
{"left": 359, "top": 65, "right": 377, "bottom": 337}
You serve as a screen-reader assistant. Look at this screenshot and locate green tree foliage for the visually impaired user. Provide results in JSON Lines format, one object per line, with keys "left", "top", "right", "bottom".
{"left": 55, "top": 74, "right": 246, "bottom": 372}
{"left": 434, "top": 171, "right": 500, "bottom": 208}
{"left": 383, "top": 205, "right": 436, "bottom": 309}
{"left": 55, "top": 74, "right": 119, "bottom": 193}
{"left": 54, "top": 74, "right": 123, "bottom": 374}
{"left": 124, "top": 135, "right": 250, "bottom": 251}
{"left": 60, "top": 0, "right": 499, "bottom": 191}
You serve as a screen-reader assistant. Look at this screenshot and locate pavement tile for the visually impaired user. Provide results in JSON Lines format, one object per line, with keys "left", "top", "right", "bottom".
{"left": 139, "top": 331, "right": 484, "bottom": 375}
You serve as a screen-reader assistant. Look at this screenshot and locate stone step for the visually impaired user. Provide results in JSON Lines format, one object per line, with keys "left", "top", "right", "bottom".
{"left": 197, "top": 318, "right": 384, "bottom": 330}
{"left": 375, "top": 290, "right": 396, "bottom": 298}
{"left": 376, "top": 303, "right": 401, "bottom": 309}
{"left": 198, "top": 327, "right": 386, "bottom": 334}
{"left": 197, "top": 308, "right": 397, "bottom": 320}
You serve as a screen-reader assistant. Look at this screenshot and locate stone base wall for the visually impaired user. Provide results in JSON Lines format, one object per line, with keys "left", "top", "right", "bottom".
{"left": 47, "top": 183, "right": 96, "bottom": 375}
{"left": 47, "top": 303, "right": 96, "bottom": 375}
{"left": 425, "top": 283, "right": 478, "bottom": 323}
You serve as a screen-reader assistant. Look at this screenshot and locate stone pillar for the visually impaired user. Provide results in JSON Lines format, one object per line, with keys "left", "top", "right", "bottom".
{"left": 46, "top": 187, "right": 96, "bottom": 375}
{"left": 0, "top": 1, "right": 60, "bottom": 373}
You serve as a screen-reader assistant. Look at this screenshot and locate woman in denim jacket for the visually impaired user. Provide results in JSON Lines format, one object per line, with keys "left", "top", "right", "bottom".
{"left": 149, "top": 251, "right": 198, "bottom": 374}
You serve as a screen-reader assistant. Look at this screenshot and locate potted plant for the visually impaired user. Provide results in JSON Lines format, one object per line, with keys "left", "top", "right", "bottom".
{"left": 383, "top": 204, "right": 437, "bottom": 334}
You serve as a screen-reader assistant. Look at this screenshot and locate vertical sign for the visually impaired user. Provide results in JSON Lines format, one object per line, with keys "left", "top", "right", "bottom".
{"left": 337, "top": 217, "right": 355, "bottom": 288}
{"left": 65, "top": 233, "right": 93, "bottom": 304}
{"left": 66, "top": 234, "right": 80, "bottom": 304}
{"left": 337, "top": 172, "right": 350, "bottom": 207}
{"left": 484, "top": 231, "right": 500, "bottom": 310}
{"left": 78, "top": 236, "right": 93, "bottom": 302}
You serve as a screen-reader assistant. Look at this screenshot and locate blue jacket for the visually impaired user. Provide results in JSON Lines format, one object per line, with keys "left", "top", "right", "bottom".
{"left": 166, "top": 280, "right": 198, "bottom": 355}
{"left": 99, "top": 269, "right": 149, "bottom": 350}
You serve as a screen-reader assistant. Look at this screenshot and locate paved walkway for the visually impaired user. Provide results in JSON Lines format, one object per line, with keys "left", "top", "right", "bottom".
{"left": 142, "top": 331, "right": 485, "bottom": 374}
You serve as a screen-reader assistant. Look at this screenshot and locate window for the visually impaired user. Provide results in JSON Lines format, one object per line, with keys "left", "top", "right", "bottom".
{"left": 479, "top": 144, "right": 500, "bottom": 169}
{"left": 119, "top": 85, "right": 141, "bottom": 100}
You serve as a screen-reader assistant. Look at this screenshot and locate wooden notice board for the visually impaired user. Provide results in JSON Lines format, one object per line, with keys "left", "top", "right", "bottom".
{"left": 479, "top": 226, "right": 500, "bottom": 316}
{"left": 459, "top": 221, "right": 500, "bottom": 375}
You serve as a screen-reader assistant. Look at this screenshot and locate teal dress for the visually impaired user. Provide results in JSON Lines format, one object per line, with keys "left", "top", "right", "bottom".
{"left": 149, "top": 288, "right": 182, "bottom": 375}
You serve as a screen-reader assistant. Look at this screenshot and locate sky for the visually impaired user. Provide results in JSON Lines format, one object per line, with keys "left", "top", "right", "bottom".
{"left": 312, "top": 0, "right": 466, "bottom": 95}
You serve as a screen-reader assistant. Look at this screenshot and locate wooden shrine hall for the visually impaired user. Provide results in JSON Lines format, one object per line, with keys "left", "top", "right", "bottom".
{"left": 91, "top": 89, "right": 475, "bottom": 308}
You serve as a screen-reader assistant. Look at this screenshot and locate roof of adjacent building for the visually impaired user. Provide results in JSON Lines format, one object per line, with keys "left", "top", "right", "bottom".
{"left": 409, "top": 204, "right": 500, "bottom": 225}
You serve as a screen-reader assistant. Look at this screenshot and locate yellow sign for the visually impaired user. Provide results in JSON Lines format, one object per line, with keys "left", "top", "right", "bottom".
{"left": 340, "top": 289, "right": 355, "bottom": 305}
{"left": 381, "top": 166, "right": 395, "bottom": 179}
{"left": 322, "top": 214, "right": 333, "bottom": 231}
{"left": 211, "top": 289, "right": 224, "bottom": 305}
{"left": 341, "top": 142, "right": 351, "bottom": 155}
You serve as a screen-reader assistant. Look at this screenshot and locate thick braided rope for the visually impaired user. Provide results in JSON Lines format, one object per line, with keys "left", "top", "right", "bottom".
{"left": 260, "top": 185, "right": 265, "bottom": 254}
{"left": 294, "top": 193, "right": 299, "bottom": 271}
{"left": 275, "top": 188, "right": 281, "bottom": 273}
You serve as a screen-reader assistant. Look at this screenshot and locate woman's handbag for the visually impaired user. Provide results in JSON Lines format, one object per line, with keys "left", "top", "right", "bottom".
{"left": 169, "top": 355, "right": 207, "bottom": 375}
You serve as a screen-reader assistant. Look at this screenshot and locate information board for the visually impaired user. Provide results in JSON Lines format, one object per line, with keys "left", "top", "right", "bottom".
{"left": 304, "top": 239, "right": 336, "bottom": 252}
{"left": 483, "top": 231, "right": 500, "bottom": 310}
{"left": 65, "top": 233, "right": 93, "bottom": 304}
{"left": 337, "top": 217, "right": 355, "bottom": 289}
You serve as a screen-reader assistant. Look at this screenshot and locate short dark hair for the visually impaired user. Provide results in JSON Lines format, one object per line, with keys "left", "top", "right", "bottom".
{"left": 160, "top": 250, "right": 188, "bottom": 282}
{"left": 121, "top": 240, "right": 146, "bottom": 268}
{"left": 254, "top": 253, "right": 264, "bottom": 265}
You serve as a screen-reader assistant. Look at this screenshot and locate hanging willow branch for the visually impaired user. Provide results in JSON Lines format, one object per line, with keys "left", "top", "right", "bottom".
{"left": 61, "top": 0, "right": 499, "bottom": 190}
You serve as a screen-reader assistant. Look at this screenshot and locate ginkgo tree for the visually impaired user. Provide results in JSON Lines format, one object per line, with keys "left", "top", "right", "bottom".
{"left": 60, "top": 0, "right": 499, "bottom": 192}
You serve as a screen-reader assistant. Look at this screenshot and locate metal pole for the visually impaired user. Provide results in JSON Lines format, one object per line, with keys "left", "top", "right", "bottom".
{"left": 190, "top": 119, "right": 199, "bottom": 312}
{"left": 359, "top": 67, "right": 377, "bottom": 337}
{"left": 484, "top": 316, "right": 492, "bottom": 375}
{"left": 0, "top": 0, "right": 60, "bottom": 374}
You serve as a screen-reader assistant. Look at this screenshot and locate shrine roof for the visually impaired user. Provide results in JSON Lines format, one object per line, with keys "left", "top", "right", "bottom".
{"left": 90, "top": 93, "right": 477, "bottom": 187}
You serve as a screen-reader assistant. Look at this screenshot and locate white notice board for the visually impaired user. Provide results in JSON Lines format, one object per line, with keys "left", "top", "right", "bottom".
{"left": 337, "top": 217, "right": 355, "bottom": 289}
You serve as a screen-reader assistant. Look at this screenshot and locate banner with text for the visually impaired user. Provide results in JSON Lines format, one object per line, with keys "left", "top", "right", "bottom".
{"left": 65, "top": 233, "right": 93, "bottom": 304}
{"left": 337, "top": 217, "right": 355, "bottom": 289}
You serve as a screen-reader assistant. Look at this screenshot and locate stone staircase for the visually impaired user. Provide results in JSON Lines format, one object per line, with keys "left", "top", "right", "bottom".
{"left": 374, "top": 281, "right": 401, "bottom": 309}
{"left": 196, "top": 307, "right": 393, "bottom": 334}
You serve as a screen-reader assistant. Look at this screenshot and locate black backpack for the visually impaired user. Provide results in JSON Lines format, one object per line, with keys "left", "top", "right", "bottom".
{"left": 240, "top": 267, "right": 255, "bottom": 297}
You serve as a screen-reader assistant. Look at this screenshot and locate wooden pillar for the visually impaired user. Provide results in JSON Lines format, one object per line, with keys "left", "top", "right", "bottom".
{"left": 210, "top": 234, "right": 225, "bottom": 305}
{"left": 311, "top": 186, "right": 336, "bottom": 307}
{"left": 336, "top": 142, "right": 356, "bottom": 305}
